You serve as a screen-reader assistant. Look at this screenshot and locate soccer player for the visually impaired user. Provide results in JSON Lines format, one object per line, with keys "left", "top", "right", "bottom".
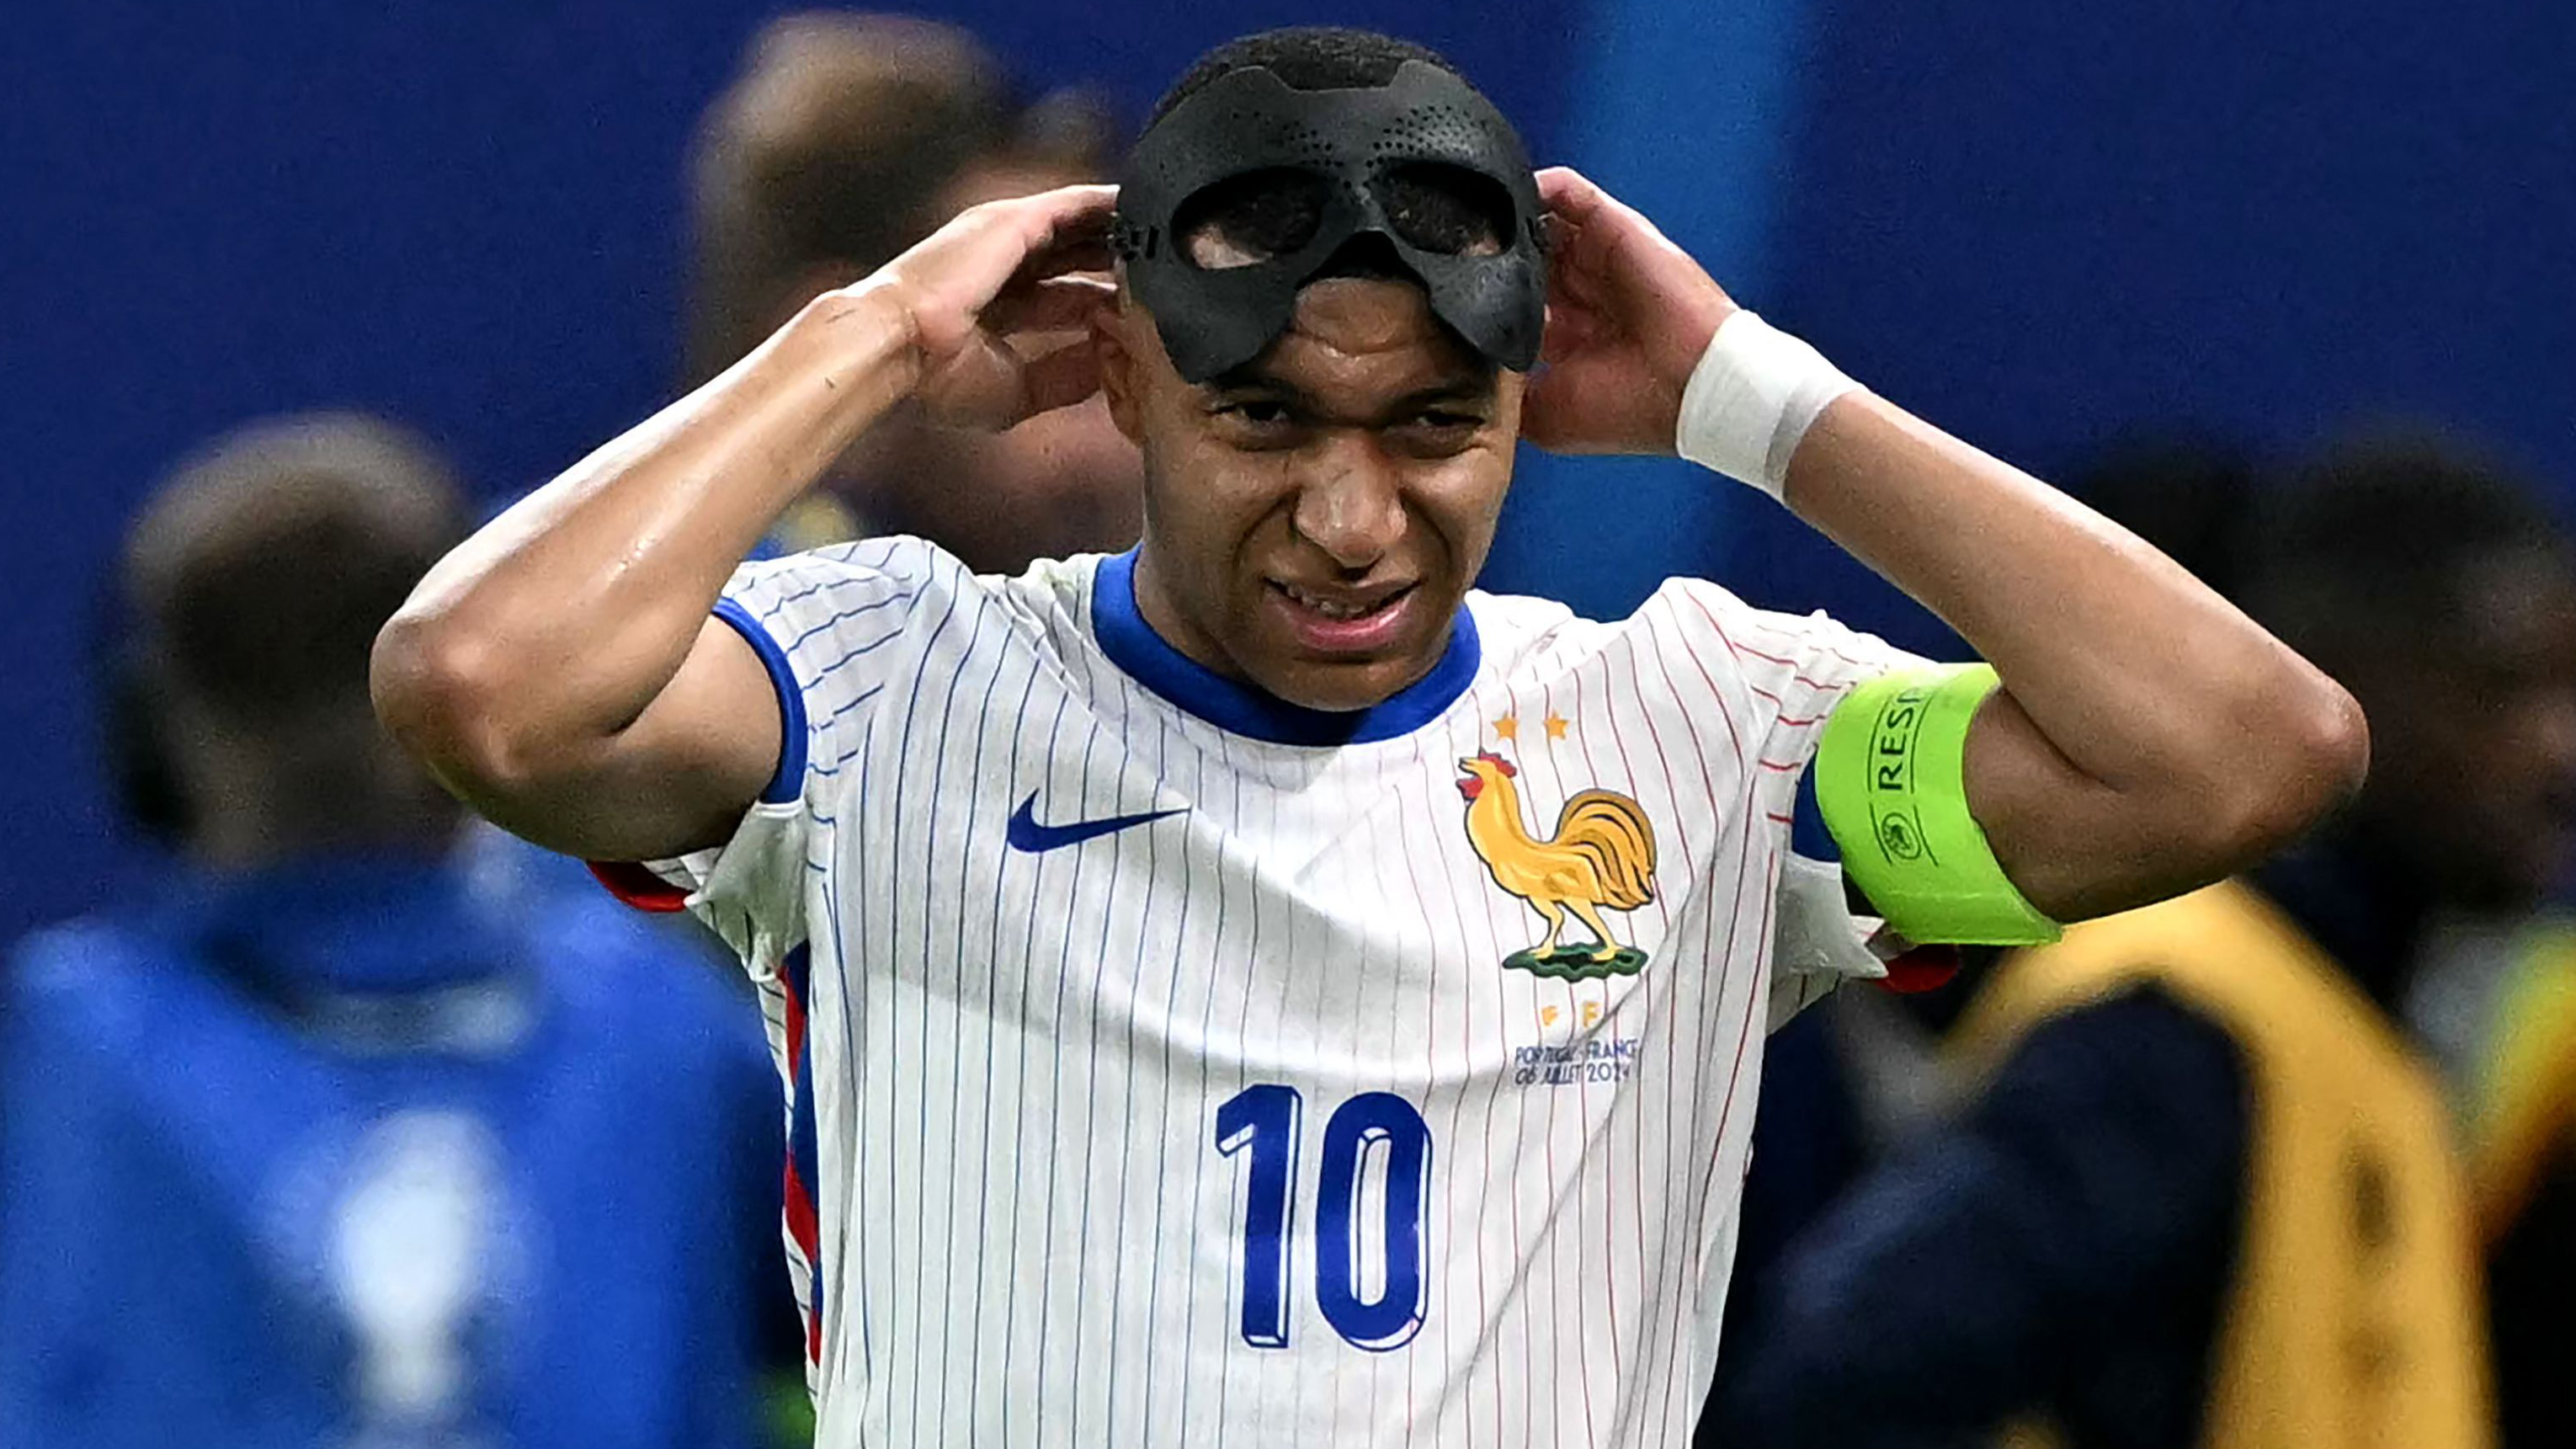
{"left": 373, "top": 26, "right": 2365, "bottom": 1447}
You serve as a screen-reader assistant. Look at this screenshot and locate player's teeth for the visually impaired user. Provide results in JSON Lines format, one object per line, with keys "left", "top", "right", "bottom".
{"left": 1286, "top": 585, "right": 1365, "bottom": 619}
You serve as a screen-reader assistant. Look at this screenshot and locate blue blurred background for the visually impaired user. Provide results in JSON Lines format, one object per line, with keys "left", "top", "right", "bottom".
{"left": 5, "top": 0, "right": 2569, "bottom": 947}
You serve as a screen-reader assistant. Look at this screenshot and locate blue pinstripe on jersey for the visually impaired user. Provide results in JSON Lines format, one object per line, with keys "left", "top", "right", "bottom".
{"left": 961, "top": 659, "right": 1045, "bottom": 1438}
{"left": 905, "top": 588, "right": 998, "bottom": 1442}
{"left": 1030, "top": 711, "right": 1105, "bottom": 1446}
{"left": 881, "top": 570, "right": 968, "bottom": 1441}
{"left": 820, "top": 727, "right": 871, "bottom": 1382}
{"left": 997, "top": 685, "right": 1073, "bottom": 1447}
{"left": 940, "top": 606, "right": 1013, "bottom": 1442}
{"left": 1131, "top": 695, "right": 1188, "bottom": 1436}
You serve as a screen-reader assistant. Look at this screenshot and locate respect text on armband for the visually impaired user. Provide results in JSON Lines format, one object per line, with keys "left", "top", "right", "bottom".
{"left": 1868, "top": 684, "right": 1933, "bottom": 865}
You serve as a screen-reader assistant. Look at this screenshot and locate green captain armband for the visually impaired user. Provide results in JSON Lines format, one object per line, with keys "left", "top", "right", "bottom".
{"left": 1813, "top": 663, "right": 2062, "bottom": 946}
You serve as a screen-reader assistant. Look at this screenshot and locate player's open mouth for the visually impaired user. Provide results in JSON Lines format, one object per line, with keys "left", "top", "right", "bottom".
{"left": 1266, "top": 578, "right": 1420, "bottom": 653}
{"left": 1272, "top": 579, "right": 1412, "bottom": 620}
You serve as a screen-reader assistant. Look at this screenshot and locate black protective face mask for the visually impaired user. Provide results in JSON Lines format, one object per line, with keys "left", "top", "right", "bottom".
{"left": 1111, "top": 60, "right": 1547, "bottom": 384}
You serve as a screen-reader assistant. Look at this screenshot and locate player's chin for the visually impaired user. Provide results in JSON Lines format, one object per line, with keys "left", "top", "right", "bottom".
{"left": 1257, "top": 654, "right": 1429, "bottom": 714}
{"left": 1246, "top": 622, "right": 1455, "bottom": 714}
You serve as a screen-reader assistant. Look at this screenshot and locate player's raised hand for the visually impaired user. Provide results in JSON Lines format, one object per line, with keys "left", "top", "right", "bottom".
{"left": 1520, "top": 167, "right": 1739, "bottom": 456}
{"left": 865, "top": 183, "right": 1120, "bottom": 431}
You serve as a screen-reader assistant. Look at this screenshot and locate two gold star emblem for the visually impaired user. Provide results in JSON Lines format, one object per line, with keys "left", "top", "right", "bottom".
{"left": 1493, "top": 713, "right": 1569, "bottom": 743}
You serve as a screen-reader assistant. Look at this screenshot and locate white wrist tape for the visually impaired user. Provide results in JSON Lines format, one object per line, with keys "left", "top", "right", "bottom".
{"left": 1674, "top": 311, "right": 1860, "bottom": 499}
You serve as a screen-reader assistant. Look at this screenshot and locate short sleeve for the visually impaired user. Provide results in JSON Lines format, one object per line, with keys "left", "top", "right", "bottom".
{"left": 1658, "top": 577, "right": 1937, "bottom": 773}
{"left": 722, "top": 536, "right": 950, "bottom": 790}
{"left": 594, "top": 536, "right": 950, "bottom": 970}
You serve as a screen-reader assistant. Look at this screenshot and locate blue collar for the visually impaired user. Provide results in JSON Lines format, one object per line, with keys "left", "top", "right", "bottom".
{"left": 1090, "top": 548, "right": 1480, "bottom": 746}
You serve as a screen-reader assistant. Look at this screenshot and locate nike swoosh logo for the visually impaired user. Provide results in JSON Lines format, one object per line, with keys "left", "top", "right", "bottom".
{"left": 1005, "top": 791, "right": 1185, "bottom": 854}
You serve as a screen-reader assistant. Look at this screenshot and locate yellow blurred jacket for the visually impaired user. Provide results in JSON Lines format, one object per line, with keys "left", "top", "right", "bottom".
{"left": 2466, "top": 922, "right": 2576, "bottom": 1239}
{"left": 1955, "top": 880, "right": 2493, "bottom": 1449}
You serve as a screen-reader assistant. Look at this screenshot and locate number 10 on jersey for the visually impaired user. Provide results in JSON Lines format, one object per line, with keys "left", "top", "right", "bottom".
{"left": 1215, "top": 1084, "right": 1433, "bottom": 1351}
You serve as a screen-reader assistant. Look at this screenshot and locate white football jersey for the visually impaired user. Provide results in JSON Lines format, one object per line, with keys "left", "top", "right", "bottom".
{"left": 624, "top": 535, "right": 1924, "bottom": 1448}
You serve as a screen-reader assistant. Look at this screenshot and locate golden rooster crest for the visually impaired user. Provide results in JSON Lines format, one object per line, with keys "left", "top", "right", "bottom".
{"left": 1456, "top": 750, "right": 1658, "bottom": 980}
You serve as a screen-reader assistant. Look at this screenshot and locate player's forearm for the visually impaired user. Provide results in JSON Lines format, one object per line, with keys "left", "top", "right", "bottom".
{"left": 374, "top": 285, "right": 918, "bottom": 780}
{"left": 1781, "top": 394, "right": 2366, "bottom": 915}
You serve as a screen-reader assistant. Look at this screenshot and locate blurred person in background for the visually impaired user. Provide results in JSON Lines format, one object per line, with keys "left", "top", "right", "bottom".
{"left": 687, "top": 9, "right": 1142, "bottom": 569}
{"left": 1710, "top": 439, "right": 2576, "bottom": 1449}
{"left": 0, "top": 415, "right": 782, "bottom": 1449}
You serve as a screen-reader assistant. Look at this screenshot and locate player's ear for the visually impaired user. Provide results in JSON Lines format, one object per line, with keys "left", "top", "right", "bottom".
{"left": 1094, "top": 285, "right": 1151, "bottom": 445}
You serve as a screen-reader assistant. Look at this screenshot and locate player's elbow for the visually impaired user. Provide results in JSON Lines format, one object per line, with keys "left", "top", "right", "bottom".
{"left": 2181, "top": 661, "right": 2370, "bottom": 867}
{"left": 2284, "top": 670, "right": 2371, "bottom": 813}
{"left": 370, "top": 607, "right": 561, "bottom": 802}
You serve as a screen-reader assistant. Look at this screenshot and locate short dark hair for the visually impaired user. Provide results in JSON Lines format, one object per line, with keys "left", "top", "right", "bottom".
{"left": 687, "top": 13, "right": 1111, "bottom": 381}
{"left": 122, "top": 414, "right": 466, "bottom": 727}
{"left": 108, "top": 414, "right": 467, "bottom": 841}
{"left": 2246, "top": 435, "right": 2567, "bottom": 653}
{"left": 1150, "top": 28, "right": 1511, "bottom": 271}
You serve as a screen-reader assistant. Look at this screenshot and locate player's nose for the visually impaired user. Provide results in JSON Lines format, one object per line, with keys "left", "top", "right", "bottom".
{"left": 1289, "top": 434, "right": 1406, "bottom": 569}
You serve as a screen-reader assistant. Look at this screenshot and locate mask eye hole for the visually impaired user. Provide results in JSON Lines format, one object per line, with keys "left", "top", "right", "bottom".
{"left": 1173, "top": 168, "right": 1330, "bottom": 269}
{"left": 1373, "top": 163, "right": 1510, "bottom": 257}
